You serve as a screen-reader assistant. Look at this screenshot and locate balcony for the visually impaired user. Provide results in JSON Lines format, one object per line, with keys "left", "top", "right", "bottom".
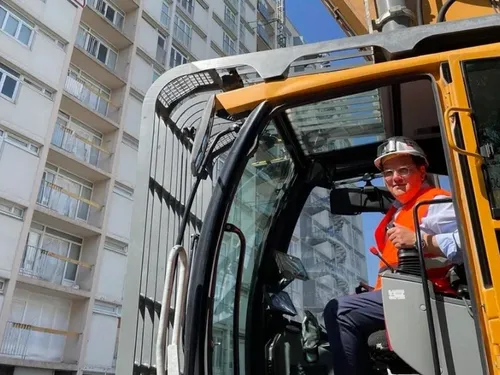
{"left": 63, "top": 74, "right": 120, "bottom": 133}
{"left": 257, "top": 0, "right": 271, "bottom": 20}
{"left": 257, "top": 22, "right": 273, "bottom": 48}
{"left": 82, "top": 0, "right": 133, "bottom": 50}
{"left": 0, "top": 321, "right": 80, "bottom": 365}
{"left": 35, "top": 180, "right": 103, "bottom": 235}
{"left": 73, "top": 27, "right": 126, "bottom": 89}
{"left": 18, "top": 245, "right": 93, "bottom": 295}
{"left": 173, "top": 22, "right": 192, "bottom": 50}
{"left": 48, "top": 123, "right": 111, "bottom": 181}
{"left": 108, "top": 0, "right": 139, "bottom": 12}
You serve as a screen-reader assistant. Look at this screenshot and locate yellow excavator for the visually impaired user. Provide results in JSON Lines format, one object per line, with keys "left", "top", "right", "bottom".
{"left": 116, "top": 1, "right": 500, "bottom": 374}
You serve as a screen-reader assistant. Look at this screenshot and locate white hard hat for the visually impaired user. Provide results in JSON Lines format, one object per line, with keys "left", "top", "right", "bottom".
{"left": 374, "top": 136, "right": 428, "bottom": 170}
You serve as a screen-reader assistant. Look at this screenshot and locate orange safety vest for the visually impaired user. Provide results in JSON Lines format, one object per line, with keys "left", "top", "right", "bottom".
{"left": 373, "top": 186, "right": 452, "bottom": 291}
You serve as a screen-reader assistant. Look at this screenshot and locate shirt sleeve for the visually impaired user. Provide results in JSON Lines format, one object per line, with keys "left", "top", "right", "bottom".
{"left": 419, "top": 195, "right": 463, "bottom": 263}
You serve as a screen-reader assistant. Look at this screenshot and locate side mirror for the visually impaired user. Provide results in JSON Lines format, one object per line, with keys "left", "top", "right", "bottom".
{"left": 330, "top": 186, "right": 394, "bottom": 215}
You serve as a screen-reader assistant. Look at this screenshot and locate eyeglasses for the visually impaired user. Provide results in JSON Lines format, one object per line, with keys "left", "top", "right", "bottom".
{"left": 381, "top": 165, "right": 415, "bottom": 179}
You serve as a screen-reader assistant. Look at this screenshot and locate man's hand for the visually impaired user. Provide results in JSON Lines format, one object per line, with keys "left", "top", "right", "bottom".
{"left": 387, "top": 223, "right": 416, "bottom": 249}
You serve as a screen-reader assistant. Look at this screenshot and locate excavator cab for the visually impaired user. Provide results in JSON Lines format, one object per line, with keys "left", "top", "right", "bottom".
{"left": 116, "top": 11, "right": 500, "bottom": 375}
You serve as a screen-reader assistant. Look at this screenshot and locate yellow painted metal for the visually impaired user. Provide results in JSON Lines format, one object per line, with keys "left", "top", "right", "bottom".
{"left": 320, "top": 0, "right": 497, "bottom": 37}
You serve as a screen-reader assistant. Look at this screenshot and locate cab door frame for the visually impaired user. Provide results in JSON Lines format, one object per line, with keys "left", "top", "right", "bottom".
{"left": 441, "top": 43, "right": 500, "bottom": 374}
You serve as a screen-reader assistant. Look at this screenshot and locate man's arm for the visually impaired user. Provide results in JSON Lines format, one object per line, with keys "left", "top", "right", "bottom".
{"left": 420, "top": 196, "right": 463, "bottom": 263}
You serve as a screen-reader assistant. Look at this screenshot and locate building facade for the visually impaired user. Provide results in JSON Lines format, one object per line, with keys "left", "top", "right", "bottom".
{"left": 0, "top": 0, "right": 304, "bottom": 374}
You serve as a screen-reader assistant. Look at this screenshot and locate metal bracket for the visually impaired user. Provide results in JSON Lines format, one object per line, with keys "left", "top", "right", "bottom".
{"left": 372, "top": 5, "right": 416, "bottom": 32}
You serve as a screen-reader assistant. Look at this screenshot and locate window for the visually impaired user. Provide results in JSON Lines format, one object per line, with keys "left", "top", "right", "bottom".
{"left": 462, "top": 58, "right": 500, "bottom": 214}
{"left": 104, "top": 237, "right": 128, "bottom": 254}
{"left": 160, "top": 1, "right": 170, "bottom": 27}
{"left": 169, "top": 46, "right": 188, "bottom": 68}
{"left": 153, "top": 69, "right": 161, "bottom": 82}
{"left": 88, "top": 0, "right": 125, "bottom": 30}
{"left": 210, "top": 120, "right": 295, "bottom": 374}
{"left": 173, "top": 14, "right": 192, "bottom": 49}
{"left": 122, "top": 132, "right": 139, "bottom": 150}
{"left": 239, "top": 22, "right": 245, "bottom": 42}
{"left": 223, "top": 33, "right": 236, "bottom": 56}
{"left": 156, "top": 33, "right": 167, "bottom": 65}
{"left": 224, "top": 6, "right": 237, "bottom": 34}
{"left": 177, "top": 0, "right": 194, "bottom": 16}
{"left": 0, "top": 127, "right": 39, "bottom": 155}
{"left": 66, "top": 66, "right": 112, "bottom": 116}
{"left": 93, "top": 300, "right": 122, "bottom": 316}
{"left": 24, "top": 78, "right": 54, "bottom": 99}
{"left": 0, "top": 63, "right": 20, "bottom": 101}
{"left": 76, "top": 25, "right": 118, "bottom": 71}
{"left": 114, "top": 181, "right": 134, "bottom": 199}
{"left": 0, "top": 4, "right": 34, "bottom": 46}
{"left": 0, "top": 198, "right": 24, "bottom": 219}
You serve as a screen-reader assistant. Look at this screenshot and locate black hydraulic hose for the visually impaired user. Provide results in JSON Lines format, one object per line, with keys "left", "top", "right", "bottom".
{"left": 437, "top": 0, "right": 457, "bottom": 22}
{"left": 417, "top": 0, "right": 424, "bottom": 25}
{"left": 413, "top": 198, "right": 453, "bottom": 375}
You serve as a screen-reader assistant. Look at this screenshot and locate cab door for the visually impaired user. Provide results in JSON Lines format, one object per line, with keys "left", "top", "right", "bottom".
{"left": 444, "top": 43, "right": 500, "bottom": 374}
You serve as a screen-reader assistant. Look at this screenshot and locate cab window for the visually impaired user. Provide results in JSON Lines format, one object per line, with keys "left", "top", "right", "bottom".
{"left": 211, "top": 120, "right": 295, "bottom": 375}
{"left": 462, "top": 58, "right": 500, "bottom": 216}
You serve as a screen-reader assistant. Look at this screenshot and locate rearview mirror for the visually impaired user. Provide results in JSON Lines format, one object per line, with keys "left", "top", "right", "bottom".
{"left": 330, "top": 186, "right": 394, "bottom": 215}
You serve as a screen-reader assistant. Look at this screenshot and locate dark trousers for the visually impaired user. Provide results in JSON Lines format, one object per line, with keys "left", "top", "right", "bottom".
{"left": 323, "top": 290, "right": 385, "bottom": 375}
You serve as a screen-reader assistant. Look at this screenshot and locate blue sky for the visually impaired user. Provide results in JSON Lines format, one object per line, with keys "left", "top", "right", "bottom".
{"left": 285, "top": 1, "right": 452, "bottom": 285}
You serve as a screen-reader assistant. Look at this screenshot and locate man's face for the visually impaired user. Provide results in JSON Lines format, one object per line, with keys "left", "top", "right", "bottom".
{"left": 381, "top": 154, "right": 426, "bottom": 203}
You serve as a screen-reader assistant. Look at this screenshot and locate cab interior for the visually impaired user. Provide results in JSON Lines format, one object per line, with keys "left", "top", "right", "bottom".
{"left": 213, "top": 74, "right": 480, "bottom": 375}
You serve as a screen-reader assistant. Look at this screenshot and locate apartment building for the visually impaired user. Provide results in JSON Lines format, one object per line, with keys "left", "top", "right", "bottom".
{"left": 0, "top": 0, "right": 305, "bottom": 374}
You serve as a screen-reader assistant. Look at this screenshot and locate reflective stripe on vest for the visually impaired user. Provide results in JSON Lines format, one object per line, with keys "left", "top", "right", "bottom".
{"left": 373, "top": 187, "right": 452, "bottom": 291}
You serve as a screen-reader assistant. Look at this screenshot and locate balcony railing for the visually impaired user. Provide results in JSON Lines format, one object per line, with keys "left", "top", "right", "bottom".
{"left": 64, "top": 74, "right": 119, "bottom": 121}
{"left": 173, "top": 22, "right": 192, "bottom": 49}
{"left": 20, "top": 245, "right": 93, "bottom": 288}
{"left": 1, "top": 321, "right": 80, "bottom": 362}
{"left": 36, "top": 180, "right": 102, "bottom": 222}
{"left": 51, "top": 123, "right": 109, "bottom": 168}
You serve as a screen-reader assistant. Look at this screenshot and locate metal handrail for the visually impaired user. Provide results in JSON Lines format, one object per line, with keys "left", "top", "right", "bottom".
{"left": 156, "top": 245, "right": 189, "bottom": 375}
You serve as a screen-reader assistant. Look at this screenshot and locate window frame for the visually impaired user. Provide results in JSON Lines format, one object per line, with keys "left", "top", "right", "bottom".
{"left": 0, "top": 4, "right": 35, "bottom": 47}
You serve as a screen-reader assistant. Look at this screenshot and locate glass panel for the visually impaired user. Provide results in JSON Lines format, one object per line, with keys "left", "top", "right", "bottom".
{"left": 64, "top": 244, "right": 81, "bottom": 281}
{"left": 105, "top": 6, "right": 115, "bottom": 22}
{"left": 463, "top": 58, "right": 500, "bottom": 211}
{"left": 97, "top": 44, "right": 108, "bottom": 64}
{"left": 0, "top": 8, "right": 6, "bottom": 26}
{"left": 4, "top": 15, "right": 18, "bottom": 37}
{"left": 77, "top": 186, "right": 91, "bottom": 220}
{"left": 18, "top": 24, "right": 31, "bottom": 45}
{"left": 211, "top": 120, "right": 295, "bottom": 375}
{"left": 107, "top": 49, "right": 117, "bottom": 70}
{"left": 284, "top": 88, "right": 385, "bottom": 155}
{"left": 1, "top": 75, "right": 17, "bottom": 98}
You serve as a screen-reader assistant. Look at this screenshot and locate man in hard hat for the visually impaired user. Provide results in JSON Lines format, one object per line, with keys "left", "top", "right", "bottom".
{"left": 323, "top": 136, "right": 462, "bottom": 375}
